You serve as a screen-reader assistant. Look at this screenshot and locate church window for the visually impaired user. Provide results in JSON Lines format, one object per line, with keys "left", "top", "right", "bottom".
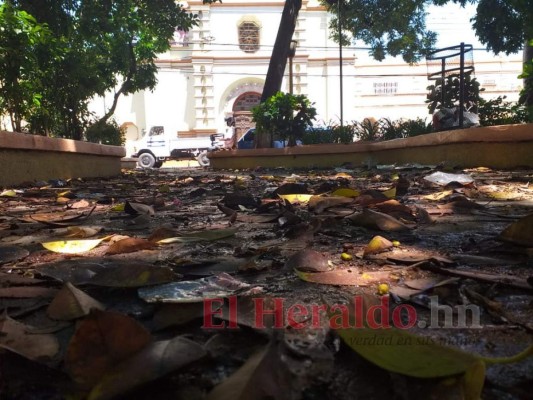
{"left": 238, "top": 22, "right": 260, "bottom": 53}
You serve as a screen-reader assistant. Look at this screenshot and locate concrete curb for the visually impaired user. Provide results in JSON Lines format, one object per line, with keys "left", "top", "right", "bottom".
{"left": 0, "top": 131, "right": 126, "bottom": 187}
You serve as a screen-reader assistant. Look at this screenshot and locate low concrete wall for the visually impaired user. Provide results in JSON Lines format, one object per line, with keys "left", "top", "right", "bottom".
{"left": 209, "top": 124, "right": 533, "bottom": 169}
{"left": 0, "top": 131, "right": 126, "bottom": 187}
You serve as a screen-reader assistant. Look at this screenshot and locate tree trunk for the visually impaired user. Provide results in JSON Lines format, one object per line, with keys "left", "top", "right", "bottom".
{"left": 98, "top": 84, "right": 127, "bottom": 125}
{"left": 256, "top": 0, "right": 302, "bottom": 148}
{"left": 98, "top": 41, "right": 136, "bottom": 125}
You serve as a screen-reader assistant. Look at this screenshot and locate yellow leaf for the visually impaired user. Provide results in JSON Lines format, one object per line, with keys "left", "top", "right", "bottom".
{"left": 111, "top": 203, "right": 125, "bottom": 212}
{"left": 424, "top": 190, "right": 453, "bottom": 201}
{"left": 486, "top": 191, "right": 522, "bottom": 201}
{"left": 381, "top": 187, "right": 396, "bottom": 199}
{"left": 340, "top": 252, "right": 352, "bottom": 261}
{"left": 42, "top": 238, "right": 105, "bottom": 254}
{"left": 334, "top": 172, "right": 352, "bottom": 179}
{"left": 0, "top": 189, "right": 17, "bottom": 197}
{"left": 277, "top": 194, "right": 314, "bottom": 204}
{"left": 363, "top": 235, "right": 393, "bottom": 256}
{"left": 158, "top": 184, "right": 170, "bottom": 193}
{"left": 331, "top": 188, "right": 361, "bottom": 198}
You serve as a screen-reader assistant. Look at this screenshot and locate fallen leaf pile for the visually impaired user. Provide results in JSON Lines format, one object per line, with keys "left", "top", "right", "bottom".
{"left": 1, "top": 165, "right": 532, "bottom": 399}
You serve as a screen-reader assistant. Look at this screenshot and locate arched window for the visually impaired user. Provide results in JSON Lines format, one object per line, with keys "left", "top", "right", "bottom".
{"left": 233, "top": 92, "right": 261, "bottom": 112}
{"left": 238, "top": 22, "right": 260, "bottom": 53}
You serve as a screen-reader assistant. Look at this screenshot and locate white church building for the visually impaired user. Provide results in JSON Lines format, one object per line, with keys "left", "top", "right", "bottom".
{"left": 89, "top": 0, "right": 524, "bottom": 156}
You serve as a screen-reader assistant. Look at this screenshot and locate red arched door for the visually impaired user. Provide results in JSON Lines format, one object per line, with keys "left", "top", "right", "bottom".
{"left": 232, "top": 92, "right": 261, "bottom": 139}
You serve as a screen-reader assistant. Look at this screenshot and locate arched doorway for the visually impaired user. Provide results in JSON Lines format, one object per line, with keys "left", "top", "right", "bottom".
{"left": 232, "top": 92, "right": 261, "bottom": 139}
{"left": 121, "top": 122, "right": 139, "bottom": 157}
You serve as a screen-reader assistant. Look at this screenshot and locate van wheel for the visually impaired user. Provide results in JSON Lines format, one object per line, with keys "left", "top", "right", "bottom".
{"left": 138, "top": 153, "right": 156, "bottom": 168}
{"left": 196, "top": 151, "right": 210, "bottom": 167}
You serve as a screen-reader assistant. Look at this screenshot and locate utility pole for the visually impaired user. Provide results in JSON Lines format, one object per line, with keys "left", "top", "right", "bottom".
{"left": 326, "top": 0, "right": 343, "bottom": 127}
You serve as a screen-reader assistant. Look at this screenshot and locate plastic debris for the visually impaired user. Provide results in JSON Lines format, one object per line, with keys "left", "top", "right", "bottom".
{"left": 423, "top": 171, "right": 474, "bottom": 186}
{"left": 138, "top": 272, "right": 255, "bottom": 303}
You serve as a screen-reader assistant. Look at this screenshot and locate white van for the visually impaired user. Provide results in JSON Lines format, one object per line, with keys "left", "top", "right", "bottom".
{"left": 131, "top": 126, "right": 224, "bottom": 168}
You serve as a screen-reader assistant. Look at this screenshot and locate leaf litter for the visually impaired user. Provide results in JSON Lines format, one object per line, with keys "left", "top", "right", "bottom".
{"left": 0, "top": 165, "right": 533, "bottom": 399}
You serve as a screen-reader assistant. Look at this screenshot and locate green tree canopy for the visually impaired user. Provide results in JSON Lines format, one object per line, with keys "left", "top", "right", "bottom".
{"left": 1, "top": 0, "right": 220, "bottom": 139}
{"left": 432, "top": 0, "right": 533, "bottom": 106}
{"left": 432, "top": 0, "right": 532, "bottom": 55}
{"left": 0, "top": 2, "right": 52, "bottom": 132}
{"left": 322, "top": 0, "right": 437, "bottom": 63}
{"left": 324, "top": 0, "right": 532, "bottom": 106}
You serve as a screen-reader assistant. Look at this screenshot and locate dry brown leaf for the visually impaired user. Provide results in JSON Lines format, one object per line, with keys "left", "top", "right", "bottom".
{"left": 206, "top": 340, "right": 291, "bottom": 400}
{"left": 308, "top": 196, "right": 354, "bottom": 214}
{"left": 124, "top": 201, "right": 155, "bottom": 216}
{"left": 296, "top": 268, "right": 394, "bottom": 286}
{"left": 105, "top": 238, "right": 157, "bottom": 255}
{"left": 47, "top": 282, "right": 104, "bottom": 320}
{"left": 62, "top": 226, "right": 101, "bottom": 238}
{"left": 88, "top": 263, "right": 177, "bottom": 287}
{"left": 346, "top": 209, "right": 412, "bottom": 231}
{"left": 0, "top": 272, "right": 45, "bottom": 285}
{"left": 65, "top": 309, "right": 151, "bottom": 389}
{"left": 499, "top": 213, "right": 533, "bottom": 247}
{"left": 0, "top": 244, "right": 30, "bottom": 264}
{"left": 147, "top": 226, "right": 177, "bottom": 243}
{"left": 153, "top": 302, "right": 220, "bottom": 330}
{"left": 0, "top": 314, "right": 59, "bottom": 361}
{"left": 372, "top": 199, "right": 412, "bottom": 215}
{"left": 0, "top": 286, "right": 59, "bottom": 298}
{"left": 285, "top": 249, "right": 330, "bottom": 272}
{"left": 89, "top": 337, "right": 206, "bottom": 400}
{"left": 415, "top": 206, "right": 434, "bottom": 224}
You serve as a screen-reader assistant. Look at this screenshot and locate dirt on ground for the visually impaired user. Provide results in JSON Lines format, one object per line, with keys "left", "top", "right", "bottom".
{"left": 1, "top": 164, "right": 532, "bottom": 400}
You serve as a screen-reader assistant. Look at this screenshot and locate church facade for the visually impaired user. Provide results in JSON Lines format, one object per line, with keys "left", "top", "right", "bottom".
{"left": 88, "top": 0, "right": 523, "bottom": 156}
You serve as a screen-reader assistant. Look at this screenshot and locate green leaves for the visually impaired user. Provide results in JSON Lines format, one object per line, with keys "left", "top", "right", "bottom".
{"left": 252, "top": 91, "right": 317, "bottom": 147}
{"left": 325, "top": 0, "right": 437, "bottom": 63}
{"left": 426, "top": 74, "right": 484, "bottom": 114}
{"left": 0, "top": 2, "right": 52, "bottom": 132}
{"left": 0, "top": 0, "right": 209, "bottom": 138}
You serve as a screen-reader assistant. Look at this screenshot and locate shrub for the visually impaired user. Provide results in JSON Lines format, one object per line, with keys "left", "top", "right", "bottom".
{"left": 85, "top": 119, "right": 125, "bottom": 146}
{"left": 331, "top": 124, "right": 357, "bottom": 144}
{"left": 251, "top": 92, "right": 317, "bottom": 147}
{"left": 301, "top": 122, "right": 355, "bottom": 145}
{"left": 354, "top": 118, "right": 381, "bottom": 141}
{"left": 301, "top": 126, "right": 335, "bottom": 144}
{"left": 378, "top": 117, "right": 433, "bottom": 140}
{"left": 426, "top": 74, "right": 484, "bottom": 114}
{"left": 478, "top": 96, "right": 531, "bottom": 126}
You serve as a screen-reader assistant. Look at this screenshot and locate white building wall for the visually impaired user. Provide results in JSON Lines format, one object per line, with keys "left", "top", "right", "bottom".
{"left": 87, "top": 0, "right": 523, "bottom": 155}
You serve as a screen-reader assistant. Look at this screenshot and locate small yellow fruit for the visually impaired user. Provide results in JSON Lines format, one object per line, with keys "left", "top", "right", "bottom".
{"left": 341, "top": 252, "right": 353, "bottom": 261}
{"left": 392, "top": 240, "right": 401, "bottom": 247}
{"left": 377, "top": 283, "right": 389, "bottom": 295}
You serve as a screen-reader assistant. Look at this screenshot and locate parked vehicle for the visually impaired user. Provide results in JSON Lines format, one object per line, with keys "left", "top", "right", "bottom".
{"left": 237, "top": 128, "right": 302, "bottom": 149}
{"left": 131, "top": 126, "right": 225, "bottom": 168}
